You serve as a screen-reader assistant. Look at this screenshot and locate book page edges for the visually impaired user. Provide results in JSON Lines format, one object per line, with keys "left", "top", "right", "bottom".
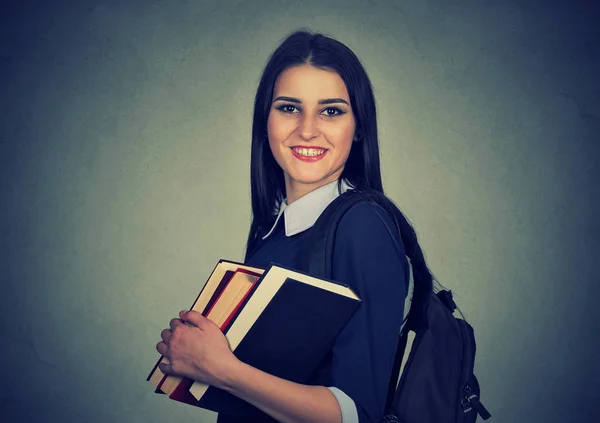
{"left": 206, "top": 272, "right": 258, "bottom": 328}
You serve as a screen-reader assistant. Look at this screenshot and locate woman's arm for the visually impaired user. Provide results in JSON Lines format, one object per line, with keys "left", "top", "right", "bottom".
{"left": 220, "top": 356, "right": 342, "bottom": 423}
{"left": 324, "top": 202, "right": 408, "bottom": 422}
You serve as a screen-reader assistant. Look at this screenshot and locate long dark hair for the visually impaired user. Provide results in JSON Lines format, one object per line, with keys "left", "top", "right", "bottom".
{"left": 244, "top": 30, "right": 434, "bottom": 314}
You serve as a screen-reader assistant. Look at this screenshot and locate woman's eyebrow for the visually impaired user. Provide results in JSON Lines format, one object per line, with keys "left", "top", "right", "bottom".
{"left": 273, "top": 96, "right": 350, "bottom": 106}
{"left": 273, "top": 96, "right": 302, "bottom": 104}
{"left": 319, "top": 98, "right": 349, "bottom": 106}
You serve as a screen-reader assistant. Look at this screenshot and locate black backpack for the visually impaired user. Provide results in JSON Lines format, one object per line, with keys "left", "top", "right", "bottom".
{"left": 303, "top": 189, "right": 491, "bottom": 423}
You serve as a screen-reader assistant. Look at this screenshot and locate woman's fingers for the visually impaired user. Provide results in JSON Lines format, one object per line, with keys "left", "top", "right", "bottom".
{"left": 158, "top": 360, "right": 171, "bottom": 374}
{"left": 156, "top": 340, "right": 168, "bottom": 356}
{"left": 179, "top": 310, "right": 209, "bottom": 329}
{"left": 169, "top": 318, "right": 183, "bottom": 331}
{"left": 160, "top": 328, "right": 172, "bottom": 343}
{"left": 160, "top": 317, "right": 186, "bottom": 346}
{"left": 156, "top": 313, "right": 218, "bottom": 379}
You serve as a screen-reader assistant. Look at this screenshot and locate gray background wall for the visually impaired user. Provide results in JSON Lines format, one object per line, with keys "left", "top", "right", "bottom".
{"left": 1, "top": 1, "right": 598, "bottom": 422}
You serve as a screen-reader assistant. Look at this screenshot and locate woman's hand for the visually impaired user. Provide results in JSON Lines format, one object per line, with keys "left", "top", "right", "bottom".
{"left": 157, "top": 310, "right": 343, "bottom": 423}
{"left": 156, "top": 310, "right": 239, "bottom": 389}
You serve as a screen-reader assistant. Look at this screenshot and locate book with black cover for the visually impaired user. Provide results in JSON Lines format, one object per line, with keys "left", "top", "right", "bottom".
{"left": 188, "top": 263, "right": 361, "bottom": 420}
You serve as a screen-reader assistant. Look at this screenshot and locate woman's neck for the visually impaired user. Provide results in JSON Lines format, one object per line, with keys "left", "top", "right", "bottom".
{"left": 285, "top": 178, "right": 340, "bottom": 205}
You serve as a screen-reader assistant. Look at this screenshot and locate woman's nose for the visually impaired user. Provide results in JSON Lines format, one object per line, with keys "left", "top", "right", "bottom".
{"left": 298, "top": 114, "right": 320, "bottom": 141}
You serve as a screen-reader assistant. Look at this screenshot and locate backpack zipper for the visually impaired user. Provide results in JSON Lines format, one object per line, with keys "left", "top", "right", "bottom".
{"left": 457, "top": 320, "right": 491, "bottom": 420}
{"left": 462, "top": 383, "right": 492, "bottom": 419}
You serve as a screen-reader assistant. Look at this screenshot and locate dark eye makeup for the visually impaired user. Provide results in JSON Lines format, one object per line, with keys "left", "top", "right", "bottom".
{"left": 322, "top": 107, "right": 344, "bottom": 117}
{"left": 274, "top": 103, "right": 346, "bottom": 117}
{"left": 276, "top": 104, "right": 299, "bottom": 114}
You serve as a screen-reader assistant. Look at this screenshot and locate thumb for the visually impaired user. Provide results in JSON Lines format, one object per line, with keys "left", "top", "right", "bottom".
{"left": 179, "top": 309, "right": 206, "bottom": 327}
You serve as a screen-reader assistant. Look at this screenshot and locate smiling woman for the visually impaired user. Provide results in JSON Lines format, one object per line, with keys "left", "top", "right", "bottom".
{"left": 156, "top": 30, "right": 432, "bottom": 423}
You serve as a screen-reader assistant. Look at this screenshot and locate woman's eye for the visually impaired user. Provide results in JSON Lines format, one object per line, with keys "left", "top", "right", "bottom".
{"left": 322, "top": 107, "right": 343, "bottom": 117}
{"left": 277, "top": 104, "right": 299, "bottom": 114}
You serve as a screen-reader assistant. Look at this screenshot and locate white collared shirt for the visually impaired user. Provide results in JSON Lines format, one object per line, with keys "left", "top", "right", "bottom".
{"left": 262, "top": 179, "right": 354, "bottom": 240}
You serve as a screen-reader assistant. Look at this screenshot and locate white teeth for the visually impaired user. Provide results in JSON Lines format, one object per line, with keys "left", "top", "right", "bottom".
{"left": 293, "top": 148, "right": 326, "bottom": 157}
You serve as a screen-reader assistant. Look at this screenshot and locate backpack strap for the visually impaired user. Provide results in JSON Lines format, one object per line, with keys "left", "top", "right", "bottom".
{"left": 302, "top": 190, "right": 367, "bottom": 278}
{"left": 383, "top": 328, "right": 409, "bottom": 418}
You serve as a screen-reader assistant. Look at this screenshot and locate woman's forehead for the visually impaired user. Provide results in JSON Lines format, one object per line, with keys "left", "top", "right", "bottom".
{"left": 273, "top": 65, "right": 350, "bottom": 101}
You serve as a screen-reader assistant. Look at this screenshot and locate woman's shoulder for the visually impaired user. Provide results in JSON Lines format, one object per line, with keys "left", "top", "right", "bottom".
{"left": 330, "top": 190, "right": 408, "bottom": 289}
{"left": 334, "top": 190, "right": 404, "bottom": 252}
{"left": 337, "top": 189, "right": 399, "bottom": 226}
{"left": 338, "top": 199, "right": 390, "bottom": 226}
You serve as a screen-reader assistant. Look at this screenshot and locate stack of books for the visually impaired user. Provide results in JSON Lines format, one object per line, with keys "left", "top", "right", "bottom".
{"left": 147, "top": 259, "right": 361, "bottom": 418}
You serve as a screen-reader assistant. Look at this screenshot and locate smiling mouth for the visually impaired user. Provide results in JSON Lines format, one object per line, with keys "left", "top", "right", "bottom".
{"left": 291, "top": 147, "right": 327, "bottom": 157}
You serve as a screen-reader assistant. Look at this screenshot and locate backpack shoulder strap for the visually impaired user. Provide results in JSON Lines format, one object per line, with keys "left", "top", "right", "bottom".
{"left": 302, "top": 189, "right": 367, "bottom": 278}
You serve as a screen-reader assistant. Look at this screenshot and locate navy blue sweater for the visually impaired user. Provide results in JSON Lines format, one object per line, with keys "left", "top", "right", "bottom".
{"left": 217, "top": 202, "right": 408, "bottom": 423}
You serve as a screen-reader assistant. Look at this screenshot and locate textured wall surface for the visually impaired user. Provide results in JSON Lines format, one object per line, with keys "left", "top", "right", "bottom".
{"left": 1, "top": 1, "right": 598, "bottom": 422}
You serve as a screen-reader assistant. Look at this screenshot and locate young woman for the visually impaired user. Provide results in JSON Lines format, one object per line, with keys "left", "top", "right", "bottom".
{"left": 156, "top": 30, "right": 433, "bottom": 423}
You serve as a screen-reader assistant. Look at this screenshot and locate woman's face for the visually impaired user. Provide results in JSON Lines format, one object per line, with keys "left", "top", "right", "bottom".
{"left": 267, "top": 64, "right": 356, "bottom": 203}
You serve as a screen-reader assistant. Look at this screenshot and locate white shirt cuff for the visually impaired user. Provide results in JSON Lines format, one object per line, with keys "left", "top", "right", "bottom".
{"left": 327, "top": 386, "right": 359, "bottom": 423}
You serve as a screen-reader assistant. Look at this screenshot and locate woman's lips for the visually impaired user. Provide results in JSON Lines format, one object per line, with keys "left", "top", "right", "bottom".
{"left": 290, "top": 147, "right": 327, "bottom": 162}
